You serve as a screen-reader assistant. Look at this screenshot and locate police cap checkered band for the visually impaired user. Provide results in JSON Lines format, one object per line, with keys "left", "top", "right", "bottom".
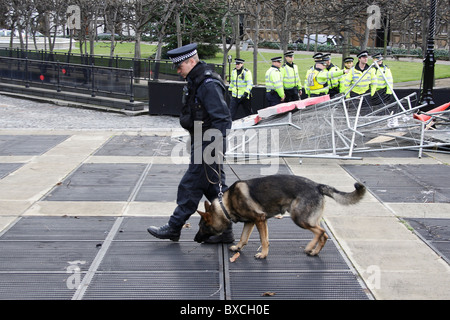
{"left": 357, "top": 50, "right": 369, "bottom": 58}
{"left": 344, "top": 56, "right": 354, "bottom": 63}
{"left": 372, "top": 53, "right": 383, "bottom": 60}
{"left": 167, "top": 43, "right": 198, "bottom": 65}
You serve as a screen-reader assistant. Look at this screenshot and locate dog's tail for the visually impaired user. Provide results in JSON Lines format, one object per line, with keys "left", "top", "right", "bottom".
{"left": 318, "top": 182, "right": 366, "bottom": 205}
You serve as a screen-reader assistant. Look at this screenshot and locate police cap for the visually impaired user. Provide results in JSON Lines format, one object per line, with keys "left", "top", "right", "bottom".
{"left": 322, "top": 53, "right": 331, "bottom": 61}
{"left": 284, "top": 51, "right": 294, "bottom": 57}
{"left": 235, "top": 58, "right": 245, "bottom": 64}
{"left": 372, "top": 53, "right": 384, "bottom": 60}
{"left": 167, "top": 43, "right": 198, "bottom": 66}
{"left": 271, "top": 56, "right": 282, "bottom": 62}
{"left": 344, "top": 57, "right": 354, "bottom": 63}
{"left": 312, "top": 52, "right": 323, "bottom": 60}
{"left": 357, "top": 50, "right": 369, "bottom": 58}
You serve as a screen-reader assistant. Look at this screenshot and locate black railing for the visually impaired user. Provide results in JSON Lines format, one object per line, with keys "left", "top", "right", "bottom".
{"left": 0, "top": 56, "right": 135, "bottom": 102}
{"left": 0, "top": 48, "right": 225, "bottom": 81}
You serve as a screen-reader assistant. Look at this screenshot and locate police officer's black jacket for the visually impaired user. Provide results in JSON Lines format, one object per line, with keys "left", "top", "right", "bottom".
{"left": 180, "top": 61, "right": 231, "bottom": 138}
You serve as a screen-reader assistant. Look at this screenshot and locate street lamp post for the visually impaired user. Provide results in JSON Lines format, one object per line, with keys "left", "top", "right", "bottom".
{"left": 419, "top": 0, "right": 437, "bottom": 111}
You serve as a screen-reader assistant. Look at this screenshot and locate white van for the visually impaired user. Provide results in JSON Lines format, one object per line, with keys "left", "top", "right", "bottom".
{"left": 303, "top": 34, "right": 342, "bottom": 46}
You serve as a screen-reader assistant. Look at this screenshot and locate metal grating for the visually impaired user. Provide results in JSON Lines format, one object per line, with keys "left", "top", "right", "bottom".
{"left": 228, "top": 272, "right": 369, "bottom": 300}
{"left": 0, "top": 135, "right": 69, "bottom": 156}
{"left": 83, "top": 272, "right": 223, "bottom": 300}
{"left": 0, "top": 163, "right": 24, "bottom": 179}
{"left": 44, "top": 163, "right": 148, "bottom": 201}
{"left": 93, "top": 135, "right": 180, "bottom": 157}
{"left": 343, "top": 164, "right": 450, "bottom": 203}
{"left": 404, "top": 218, "right": 450, "bottom": 264}
{"left": 43, "top": 163, "right": 293, "bottom": 202}
{"left": 0, "top": 274, "right": 77, "bottom": 300}
{"left": 0, "top": 216, "right": 117, "bottom": 241}
{"left": 0, "top": 216, "right": 371, "bottom": 300}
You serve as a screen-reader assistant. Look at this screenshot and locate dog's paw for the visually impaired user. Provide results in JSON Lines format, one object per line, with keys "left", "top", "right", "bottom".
{"left": 305, "top": 249, "right": 319, "bottom": 256}
{"left": 229, "top": 245, "right": 240, "bottom": 252}
{"left": 254, "top": 252, "right": 267, "bottom": 259}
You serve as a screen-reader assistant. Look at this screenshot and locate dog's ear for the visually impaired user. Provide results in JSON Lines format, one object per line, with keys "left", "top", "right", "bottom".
{"left": 204, "top": 200, "right": 211, "bottom": 212}
{"left": 197, "top": 210, "right": 212, "bottom": 225}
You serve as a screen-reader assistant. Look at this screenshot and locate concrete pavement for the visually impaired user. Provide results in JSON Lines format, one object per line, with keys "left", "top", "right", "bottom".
{"left": 0, "top": 94, "right": 449, "bottom": 300}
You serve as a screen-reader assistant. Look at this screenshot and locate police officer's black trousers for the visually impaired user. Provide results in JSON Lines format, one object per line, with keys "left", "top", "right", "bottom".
{"left": 230, "top": 96, "right": 252, "bottom": 120}
{"left": 266, "top": 91, "right": 282, "bottom": 107}
{"left": 284, "top": 88, "right": 300, "bottom": 102}
{"left": 168, "top": 140, "right": 228, "bottom": 230}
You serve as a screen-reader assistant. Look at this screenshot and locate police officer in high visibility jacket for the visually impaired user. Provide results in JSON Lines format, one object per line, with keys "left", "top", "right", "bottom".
{"left": 341, "top": 50, "right": 373, "bottom": 98}
{"left": 304, "top": 55, "right": 348, "bottom": 97}
{"left": 339, "top": 57, "right": 354, "bottom": 93}
{"left": 370, "top": 53, "right": 394, "bottom": 106}
{"left": 281, "top": 51, "right": 302, "bottom": 102}
{"left": 265, "top": 56, "right": 285, "bottom": 106}
{"left": 322, "top": 53, "right": 342, "bottom": 98}
{"left": 228, "top": 58, "right": 253, "bottom": 120}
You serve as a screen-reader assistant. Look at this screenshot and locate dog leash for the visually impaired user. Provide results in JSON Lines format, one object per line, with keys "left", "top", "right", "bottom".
{"left": 203, "top": 153, "right": 235, "bottom": 221}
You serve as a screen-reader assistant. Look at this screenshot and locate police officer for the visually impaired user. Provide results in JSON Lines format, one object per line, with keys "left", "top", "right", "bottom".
{"left": 341, "top": 50, "right": 373, "bottom": 98}
{"left": 322, "top": 53, "right": 342, "bottom": 98}
{"left": 370, "top": 53, "right": 394, "bottom": 106}
{"left": 304, "top": 55, "right": 348, "bottom": 97}
{"left": 229, "top": 58, "right": 253, "bottom": 120}
{"left": 339, "top": 57, "right": 354, "bottom": 93}
{"left": 265, "top": 56, "right": 285, "bottom": 106}
{"left": 147, "top": 43, "right": 234, "bottom": 243}
{"left": 281, "top": 51, "right": 302, "bottom": 102}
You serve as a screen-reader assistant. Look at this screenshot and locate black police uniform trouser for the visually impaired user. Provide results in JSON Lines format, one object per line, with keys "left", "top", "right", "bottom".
{"left": 349, "top": 90, "right": 372, "bottom": 115}
{"left": 284, "top": 88, "right": 300, "bottom": 102}
{"left": 230, "top": 96, "right": 252, "bottom": 120}
{"left": 168, "top": 139, "right": 227, "bottom": 230}
{"left": 371, "top": 87, "right": 394, "bottom": 111}
{"left": 266, "top": 91, "right": 282, "bottom": 107}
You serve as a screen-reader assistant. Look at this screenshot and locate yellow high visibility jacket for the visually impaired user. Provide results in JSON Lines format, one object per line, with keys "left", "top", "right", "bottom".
{"left": 326, "top": 63, "right": 342, "bottom": 91}
{"left": 229, "top": 68, "right": 253, "bottom": 99}
{"left": 370, "top": 64, "right": 393, "bottom": 96}
{"left": 305, "top": 67, "right": 346, "bottom": 97}
{"left": 265, "top": 66, "right": 284, "bottom": 99}
{"left": 281, "top": 63, "right": 301, "bottom": 90}
{"left": 341, "top": 64, "right": 373, "bottom": 96}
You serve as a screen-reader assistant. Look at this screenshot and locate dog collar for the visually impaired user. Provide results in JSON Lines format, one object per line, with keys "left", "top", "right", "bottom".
{"left": 218, "top": 196, "right": 232, "bottom": 221}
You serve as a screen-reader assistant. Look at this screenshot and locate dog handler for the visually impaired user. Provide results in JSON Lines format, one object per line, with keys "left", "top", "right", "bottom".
{"left": 147, "top": 43, "right": 234, "bottom": 243}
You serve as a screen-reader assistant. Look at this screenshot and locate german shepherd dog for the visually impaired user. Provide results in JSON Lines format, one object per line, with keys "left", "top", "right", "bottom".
{"left": 194, "top": 175, "right": 365, "bottom": 259}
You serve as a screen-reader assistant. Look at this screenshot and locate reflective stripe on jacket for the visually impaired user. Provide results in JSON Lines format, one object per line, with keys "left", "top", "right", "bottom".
{"left": 229, "top": 68, "right": 253, "bottom": 99}
{"left": 342, "top": 65, "right": 373, "bottom": 96}
{"left": 265, "top": 66, "right": 284, "bottom": 98}
{"left": 370, "top": 65, "right": 393, "bottom": 96}
{"left": 281, "top": 63, "right": 301, "bottom": 90}
{"left": 326, "top": 64, "right": 342, "bottom": 90}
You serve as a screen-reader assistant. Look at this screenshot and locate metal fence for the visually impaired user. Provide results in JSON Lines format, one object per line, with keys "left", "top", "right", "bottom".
{"left": 0, "top": 56, "right": 135, "bottom": 102}
{"left": 0, "top": 48, "right": 225, "bottom": 81}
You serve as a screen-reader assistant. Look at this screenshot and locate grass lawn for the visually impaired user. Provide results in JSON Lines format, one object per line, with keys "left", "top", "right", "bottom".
{"left": 59, "top": 41, "right": 450, "bottom": 85}
{"left": 57, "top": 40, "right": 157, "bottom": 58}
{"left": 207, "top": 49, "right": 450, "bottom": 85}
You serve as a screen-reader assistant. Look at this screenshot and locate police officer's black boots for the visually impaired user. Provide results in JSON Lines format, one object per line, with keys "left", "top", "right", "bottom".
{"left": 204, "top": 224, "right": 234, "bottom": 244}
{"left": 147, "top": 223, "right": 180, "bottom": 241}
